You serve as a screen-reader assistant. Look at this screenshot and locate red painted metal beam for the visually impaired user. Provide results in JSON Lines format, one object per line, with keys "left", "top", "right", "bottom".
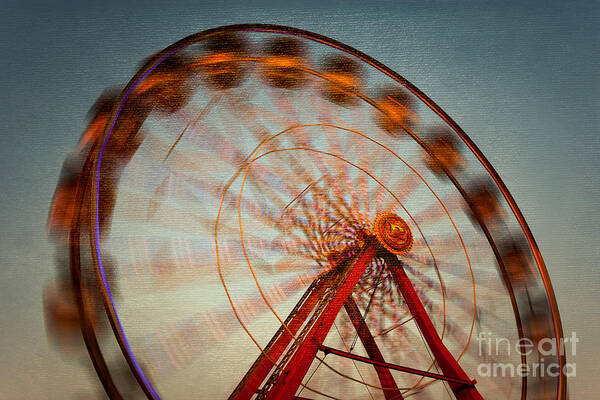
{"left": 344, "top": 297, "right": 403, "bottom": 399}
{"left": 229, "top": 278, "right": 328, "bottom": 400}
{"left": 263, "top": 238, "right": 379, "bottom": 400}
{"left": 382, "top": 251, "right": 484, "bottom": 400}
{"left": 319, "top": 345, "right": 473, "bottom": 386}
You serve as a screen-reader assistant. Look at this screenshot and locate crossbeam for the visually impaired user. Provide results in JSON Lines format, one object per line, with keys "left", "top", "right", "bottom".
{"left": 319, "top": 345, "right": 474, "bottom": 386}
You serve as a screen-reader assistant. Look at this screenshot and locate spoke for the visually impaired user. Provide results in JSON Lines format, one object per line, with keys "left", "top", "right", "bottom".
{"left": 163, "top": 94, "right": 221, "bottom": 161}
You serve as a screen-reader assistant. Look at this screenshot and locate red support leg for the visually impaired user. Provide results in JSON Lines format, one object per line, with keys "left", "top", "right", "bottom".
{"left": 263, "top": 239, "right": 379, "bottom": 400}
{"left": 344, "top": 297, "right": 403, "bottom": 399}
{"left": 382, "top": 251, "right": 484, "bottom": 400}
{"left": 229, "top": 278, "right": 328, "bottom": 400}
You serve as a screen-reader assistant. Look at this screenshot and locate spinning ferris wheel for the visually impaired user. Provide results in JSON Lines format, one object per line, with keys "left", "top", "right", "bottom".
{"left": 45, "top": 24, "right": 566, "bottom": 399}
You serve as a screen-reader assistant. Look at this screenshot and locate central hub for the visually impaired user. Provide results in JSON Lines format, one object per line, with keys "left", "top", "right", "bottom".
{"left": 373, "top": 212, "right": 413, "bottom": 255}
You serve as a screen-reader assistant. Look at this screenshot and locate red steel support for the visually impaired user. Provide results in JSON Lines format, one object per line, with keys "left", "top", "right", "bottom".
{"left": 382, "top": 251, "right": 484, "bottom": 399}
{"left": 263, "top": 239, "right": 379, "bottom": 400}
{"left": 344, "top": 297, "right": 403, "bottom": 399}
{"left": 229, "top": 278, "right": 328, "bottom": 400}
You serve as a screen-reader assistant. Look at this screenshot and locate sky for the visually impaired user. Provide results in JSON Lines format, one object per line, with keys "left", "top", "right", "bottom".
{"left": 1, "top": 0, "right": 598, "bottom": 398}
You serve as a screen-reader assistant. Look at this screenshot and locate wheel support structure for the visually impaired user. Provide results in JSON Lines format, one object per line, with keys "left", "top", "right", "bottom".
{"left": 230, "top": 236, "right": 483, "bottom": 400}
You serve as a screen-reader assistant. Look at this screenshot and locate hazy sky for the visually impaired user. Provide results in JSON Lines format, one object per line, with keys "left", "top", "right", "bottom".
{"left": 1, "top": 0, "right": 598, "bottom": 398}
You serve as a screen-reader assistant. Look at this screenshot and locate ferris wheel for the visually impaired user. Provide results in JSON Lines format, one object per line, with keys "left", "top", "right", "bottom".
{"left": 44, "top": 24, "right": 566, "bottom": 400}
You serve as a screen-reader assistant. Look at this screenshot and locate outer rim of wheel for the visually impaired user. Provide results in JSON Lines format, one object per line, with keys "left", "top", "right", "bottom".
{"left": 81, "top": 23, "right": 566, "bottom": 399}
